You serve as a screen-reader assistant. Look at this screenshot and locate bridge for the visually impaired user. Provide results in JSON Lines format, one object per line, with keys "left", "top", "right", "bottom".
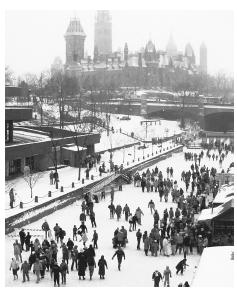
{"left": 85, "top": 98, "right": 234, "bottom": 132}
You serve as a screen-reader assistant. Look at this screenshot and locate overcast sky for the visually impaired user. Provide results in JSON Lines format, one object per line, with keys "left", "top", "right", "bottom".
{"left": 5, "top": 10, "right": 234, "bottom": 78}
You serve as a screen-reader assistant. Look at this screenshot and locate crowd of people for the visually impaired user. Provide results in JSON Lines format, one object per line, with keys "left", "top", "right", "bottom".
{"left": 8, "top": 139, "right": 234, "bottom": 287}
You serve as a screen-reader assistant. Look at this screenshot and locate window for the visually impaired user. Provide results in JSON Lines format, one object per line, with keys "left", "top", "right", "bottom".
{"left": 25, "top": 156, "right": 34, "bottom": 170}
{"left": 9, "top": 159, "right": 21, "bottom": 176}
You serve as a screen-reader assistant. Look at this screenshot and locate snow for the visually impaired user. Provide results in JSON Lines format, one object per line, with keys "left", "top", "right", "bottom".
{"left": 213, "top": 184, "right": 234, "bottom": 205}
{"left": 192, "top": 246, "right": 234, "bottom": 287}
{"left": 5, "top": 148, "right": 234, "bottom": 287}
{"left": 5, "top": 151, "right": 201, "bottom": 287}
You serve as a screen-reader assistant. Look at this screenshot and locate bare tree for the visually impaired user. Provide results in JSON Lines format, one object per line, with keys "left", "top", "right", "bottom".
{"left": 23, "top": 170, "right": 43, "bottom": 199}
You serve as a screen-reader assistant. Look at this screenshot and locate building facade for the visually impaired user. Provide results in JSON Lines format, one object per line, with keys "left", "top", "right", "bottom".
{"left": 94, "top": 10, "right": 112, "bottom": 57}
{"left": 64, "top": 17, "right": 86, "bottom": 66}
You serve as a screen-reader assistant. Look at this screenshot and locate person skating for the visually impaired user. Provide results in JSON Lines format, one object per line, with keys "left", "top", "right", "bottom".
{"left": 52, "top": 261, "right": 61, "bottom": 287}
{"left": 21, "top": 260, "right": 30, "bottom": 282}
{"left": 144, "top": 236, "right": 150, "bottom": 256}
{"left": 90, "top": 211, "right": 97, "bottom": 228}
{"left": 80, "top": 211, "right": 86, "bottom": 223}
{"left": 25, "top": 232, "right": 31, "bottom": 252}
{"left": 136, "top": 229, "right": 142, "bottom": 250}
{"left": 115, "top": 204, "right": 122, "bottom": 221}
{"left": 33, "top": 258, "right": 42, "bottom": 284}
{"left": 163, "top": 266, "right": 172, "bottom": 287}
{"left": 148, "top": 200, "right": 155, "bottom": 214}
{"left": 19, "top": 229, "right": 26, "bottom": 251}
{"left": 73, "top": 225, "right": 77, "bottom": 241}
{"left": 9, "top": 258, "right": 19, "bottom": 280}
{"left": 60, "top": 259, "right": 69, "bottom": 285}
{"left": 152, "top": 270, "right": 163, "bottom": 287}
{"left": 87, "top": 255, "right": 96, "bottom": 280}
{"left": 78, "top": 249, "right": 87, "bottom": 280}
{"left": 92, "top": 230, "right": 98, "bottom": 249}
{"left": 71, "top": 246, "right": 78, "bottom": 271}
{"left": 13, "top": 240, "right": 22, "bottom": 263}
{"left": 123, "top": 204, "right": 130, "bottom": 221}
{"left": 112, "top": 246, "right": 125, "bottom": 271}
{"left": 53, "top": 223, "right": 60, "bottom": 243}
{"left": 135, "top": 207, "right": 144, "bottom": 225}
{"left": 98, "top": 255, "right": 108, "bottom": 279}
{"left": 78, "top": 221, "right": 88, "bottom": 236}
{"left": 108, "top": 203, "right": 115, "bottom": 219}
{"left": 42, "top": 220, "right": 50, "bottom": 239}
{"left": 128, "top": 214, "right": 133, "bottom": 231}
{"left": 176, "top": 258, "right": 189, "bottom": 275}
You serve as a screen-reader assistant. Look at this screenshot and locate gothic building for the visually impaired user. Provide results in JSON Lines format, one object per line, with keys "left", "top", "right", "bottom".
{"left": 94, "top": 10, "right": 112, "bottom": 57}
{"left": 64, "top": 17, "right": 86, "bottom": 67}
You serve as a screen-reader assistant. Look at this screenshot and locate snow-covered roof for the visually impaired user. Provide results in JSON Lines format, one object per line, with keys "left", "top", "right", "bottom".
{"left": 198, "top": 198, "right": 234, "bottom": 222}
{"left": 62, "top": 145, "right": 86, "bottom": 152}
{"left": 192, "top": 246, "right": 234, "bottom": 287}
{"left": 213, "top": 184, "right": 234, "bottom": 205}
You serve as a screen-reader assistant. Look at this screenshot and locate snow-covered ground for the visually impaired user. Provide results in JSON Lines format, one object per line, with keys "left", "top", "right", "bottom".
{"left": 5, "top": 148, "right": 234, "bottom": 287}
{"left": 5, "top": 140, "right": 175, "bottom": 216}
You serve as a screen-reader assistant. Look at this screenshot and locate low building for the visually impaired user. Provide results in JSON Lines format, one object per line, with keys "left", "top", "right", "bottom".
{"left": 5, "top": 89, "right": 100, "bottom": 179}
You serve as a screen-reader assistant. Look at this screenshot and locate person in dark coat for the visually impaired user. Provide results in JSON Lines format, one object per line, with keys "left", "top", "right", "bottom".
{"left": 66, "top": 238, "right": 74, "bottom": 258}
{"left": 98, "top": 255, "right": 108, "bottom": 279}
{"left": 78, "top": 250, "right": 87, "bottom": 280}
{"left": 21, "top": 260, "right": 30, "bottom": 282}
{"left": 92, "top": 230, "right": 98, "bottom": 249}
{"left": 152, "top": 270, "right": 163, "bottom": 287}
{"left": 112, "top": 247, "right": 125, "bottom": 271}
{"left": 42, "top": 220, "right": 50, "bottom": 239}
{"left": 108, "top": 203, "right": 116, "bottom": 219}
{"left": 73, "top": 225, "right": 77, "bottom": 241}
{"left": 60, "top": 259, "right": 69, "bottom": 285}
{"left": 52, "top": 262, "right": 61, "bottom": 287}
{"left": 86, "top": 245, "right": 95, "bottom": 259}
{"left": 78, "top": 222, "right": 88, "bottom": 236}
{"left": 176, "top": 258, "right": 189, "bottom": 275}
{"left": 71, "top": 246, "right": 78, "bottom": 271}
{"left": 90, "top": 211, "right": 97, "bottom": 228}
{"left": 19, "top": 229, "right": 26, "bottom": 251}
{"left": 80, "top": 212, "right": 86, "bottom": 223}
{"left": 87, "top": 256, "right": 96, "bottom": 280}
{"left": 136, "top": 229, "right": 142, "bottom": 250}
{"left": 25, "top": 232, "right": 31, "bottom": 252}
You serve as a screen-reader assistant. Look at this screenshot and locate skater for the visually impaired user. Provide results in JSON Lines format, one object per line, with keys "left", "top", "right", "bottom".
{"left": 78, "top": 221, "right": 88, "bottom": 235}
{"left": 135, "top": 207, "right": 144, "bottom": 225}
{"left": 42, "top": 220, "right": 50, "bottom": 239}
{"left": 98, "top": 255, "right": 108, "bottom": 279}
{"left": 71, "top": 245, "right": 78, "bottom": 271}
{"left": 112, "top": 246, "right": 125, "bottom": 271}
{"left": 79, "top": 212, "right": 86, "bottom": 223}
{"left": 87, "top": 255, "right": 96, "bottom": 280}
{"left": 163, "top": 266, "right": 172, "bottom": 287}
{"left": 115, "top": 204, "right": 122, "bottom": 221}
{"left": 108, "top": 203, "right": 116, "bottom": 219}
{"left": 152, "top": 270, "right": 163, "bottom": 287}
{"left": 53, "top": 223, "right": 60, "bottom": 243}
{"left": 136, "top": 229, "right": 142, "bottom": 250}
{"left": 13, "top": 240, "right": 22, "bottom": 263}
{"left": 78, "top": 249, "right": 87, "bottom": 280}
{"left": 123, "top": 204, "right": 130, "bottom": 221}
{"left": 176, "top": 258, "right": 189, "bottom": 275}
{"left": 52, "top": 261, "right": 61, "bottom": 287}
{"left": 73, "top": 225, "right": 77, "bottom": 241}
{"left": 21, "top": 260, "right": 30, "bottom": 282}
{"left": 33, "top": 258, "right": 42, "bottom": 284}
{"left": 19, "top": 229, "right": 26, "bottom": 251}
{"left": 90, "top": 211, "right": 97, "bottom": 228}
{"left": 92, "top": 230, "right": 98, "bottom": 249}
{"left": 128, "top": 214, "right": 133, "bottom": 231}
{"left": 9, "top": 258, "right": 19, "bottom": 280}
{"left": 60, "top": 259, "right": 69, "bottom": 285}
{"left": 148, "top": 200, "right": 155, "bottom": 214}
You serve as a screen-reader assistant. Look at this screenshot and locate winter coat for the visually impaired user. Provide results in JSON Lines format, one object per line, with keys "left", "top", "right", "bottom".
{"left": 13, "top": 243, "right": 22, "bottom": 255}
{"left": 117, "top": 231, "right": 124, "bottom": 242}
{"left": 135, "top": 208, "right": 144, "bottom": 219}
{"left": 42, "top": 221, "right": 50, "bottom": 231}
{"left": 98, "top": 258, "right": 107, "bottom": 276}
{"left": 33, "top": 261, "right": 42, "bottom": 273}
{"left": 21, "top": 262, "right": 30, "bottom": 273}
{"left": 144, "top": 237, "right": 150, "bottom": 250}
{"left": 78, "top": 253, "right": 87, "bottom": 276}
{"left": 80, "top": 213, "right": 86, "bottom": 222}
{"left": 10, "top": 259, "right": 19, "bottom": 270}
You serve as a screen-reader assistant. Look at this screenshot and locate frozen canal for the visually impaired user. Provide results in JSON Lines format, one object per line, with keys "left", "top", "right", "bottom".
{"left": 5, "top": 148, "right": 233, "bottom": 287}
